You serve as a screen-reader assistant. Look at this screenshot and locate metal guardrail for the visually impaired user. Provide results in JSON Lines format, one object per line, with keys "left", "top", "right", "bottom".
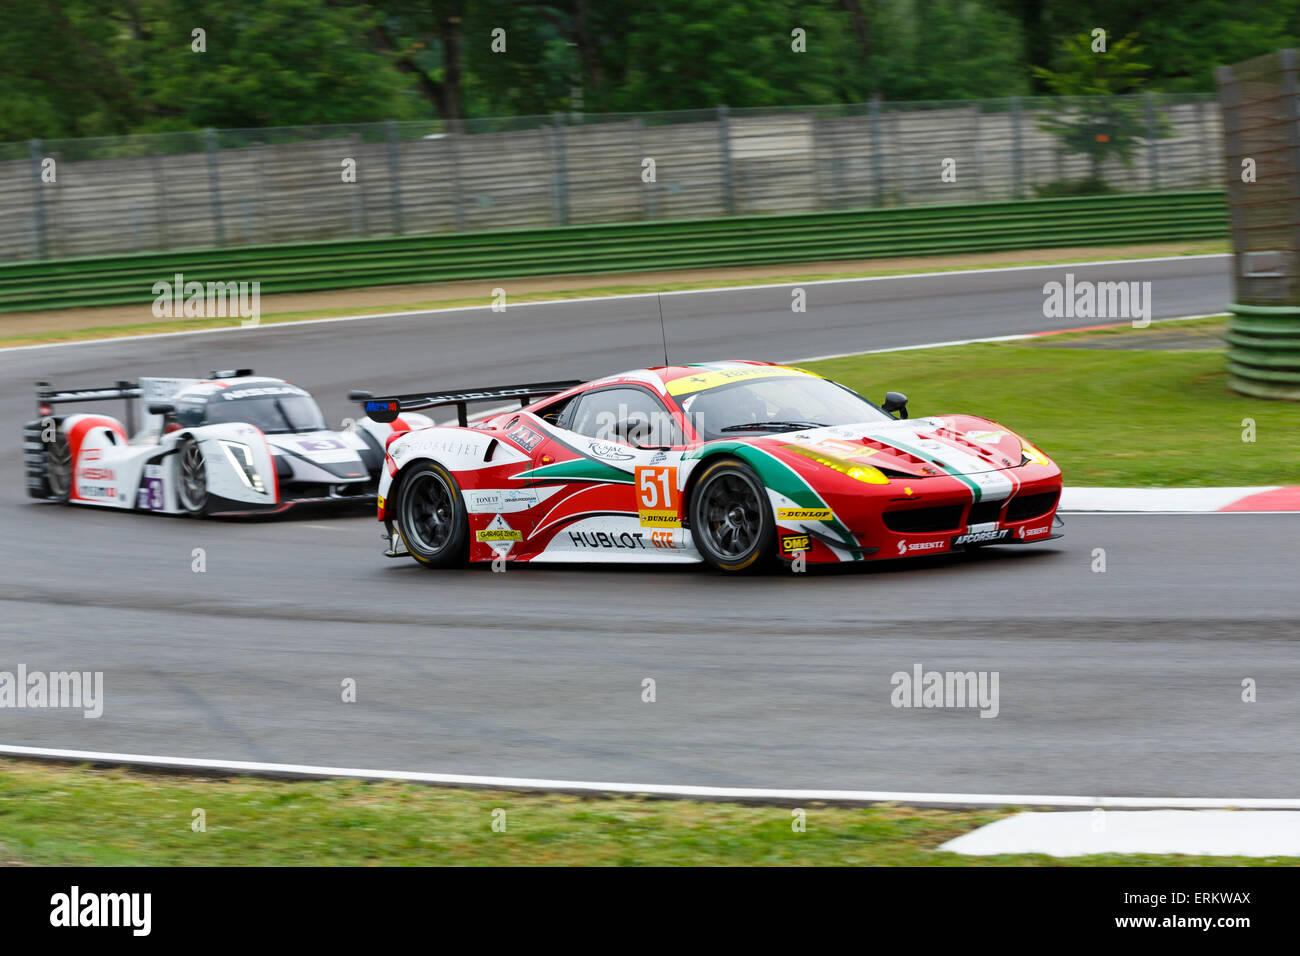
{"left": 0, "top": 191, "right": 1227, "bottom": 313}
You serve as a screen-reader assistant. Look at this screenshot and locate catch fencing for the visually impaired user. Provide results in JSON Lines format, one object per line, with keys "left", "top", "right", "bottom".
{"left": 0, "top": 94, "right": 1221, "bottom": 264}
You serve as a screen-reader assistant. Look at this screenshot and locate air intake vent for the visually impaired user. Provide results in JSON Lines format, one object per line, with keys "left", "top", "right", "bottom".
{"left": 967, "top": 500, "right": 1003, "bottom": 525}
{"left": 883, "top": 505, "right": 964, "bottom": 533}
{"left": 1006, "top": 491, "right": 1059, "bottom": 522}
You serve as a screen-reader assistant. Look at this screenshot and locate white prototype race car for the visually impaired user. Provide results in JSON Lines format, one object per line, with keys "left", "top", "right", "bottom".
{"left": 23, "top": 370, "right": 431, "bottom": 516}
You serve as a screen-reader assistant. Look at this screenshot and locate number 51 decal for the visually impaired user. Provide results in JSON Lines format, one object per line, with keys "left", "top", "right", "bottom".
{"left": 636, "top": 465, "right": 680, "bottom": 527}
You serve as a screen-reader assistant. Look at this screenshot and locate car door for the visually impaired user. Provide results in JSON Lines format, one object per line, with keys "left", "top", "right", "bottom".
{"left": 523, "top": 385, "right": 689, "bottom": 559}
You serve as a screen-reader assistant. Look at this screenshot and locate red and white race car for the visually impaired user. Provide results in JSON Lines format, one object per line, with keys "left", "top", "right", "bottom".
{"left": 351, "top": 361, "right": 1063, "bottom": 573}
{"left": 25, "top": 370, "right": 430, "bottom": 517}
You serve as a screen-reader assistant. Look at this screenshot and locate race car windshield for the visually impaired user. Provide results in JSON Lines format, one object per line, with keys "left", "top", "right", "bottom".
{"left": 682, "top": 376, "right": 892, "bottom": 440}
{"left": 205, "top": 395, "right": 328, "bottom": 434}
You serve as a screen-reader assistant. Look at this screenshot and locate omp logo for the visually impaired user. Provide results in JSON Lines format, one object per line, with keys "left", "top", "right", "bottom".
{"left": 1042, "top": 273, "right": 1152, "bottom": 327}
{"left": 0, "top": 665, "right": 103, "bottom": 718}
{"left": 781, "top": 534, "right": 810, "bottom": 553}
{"left": 778, "top": 508, "right": 832, "bottom": 521}
{"left": 50, "top": 886, "right": 151, "bottom": 936}
{"left": 891, "top": 663, "right": 999, "bottom": 718}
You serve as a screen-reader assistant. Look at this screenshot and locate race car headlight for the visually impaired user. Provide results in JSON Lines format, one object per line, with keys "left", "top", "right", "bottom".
{"left": 218, "top": 439, "right": 267, "bottom": 493}
{"left": 1020, "top": 440, "right": 1052, "bottom": 466}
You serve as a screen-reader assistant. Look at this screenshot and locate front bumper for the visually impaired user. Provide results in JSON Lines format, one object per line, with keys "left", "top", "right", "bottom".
{"left": 778, "top": 472, "right": 1064, "bottom": 562}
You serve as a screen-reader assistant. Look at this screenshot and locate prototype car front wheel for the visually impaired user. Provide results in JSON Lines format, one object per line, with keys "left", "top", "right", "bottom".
{"left": 176, "top": 437, "right": 210, "bottom": 516}
{"left": 394, "top": 462, "right": 469, "bottom": 567}
{"left": 688, "top": 458, "right": 776, "bottom": 574}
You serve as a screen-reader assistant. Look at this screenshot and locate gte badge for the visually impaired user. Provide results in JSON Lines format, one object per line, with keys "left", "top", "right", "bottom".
{"left": 781, "top": 534, "right": 810, "bottom": 553}
{"left": 365, "top": 399, "right": 400, "bottom": 423}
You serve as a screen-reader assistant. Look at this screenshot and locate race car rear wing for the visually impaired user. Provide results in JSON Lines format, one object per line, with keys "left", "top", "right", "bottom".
{"left": 35, "top": 371, "right": 251, "bottom": 438}
{"left": 349, "top": 381, "right": 583, "bottom": 427}
{"left": 35, "top": 380, "right": 143, "bottom": 434}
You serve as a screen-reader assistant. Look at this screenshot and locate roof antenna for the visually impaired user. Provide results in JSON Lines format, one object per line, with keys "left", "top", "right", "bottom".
{"left": 657, "top": 293, "right": 670, "bottom": 367}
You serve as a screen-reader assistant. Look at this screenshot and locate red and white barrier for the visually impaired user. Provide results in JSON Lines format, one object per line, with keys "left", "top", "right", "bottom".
{"left": 1061, "top": 486, "right": 1300, "bottom": 513}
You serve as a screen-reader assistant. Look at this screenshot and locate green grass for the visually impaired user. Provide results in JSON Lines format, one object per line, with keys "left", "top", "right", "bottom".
{"left": 1, "top": 759, "right": 1293, "bottom": 866}
{"left": 802, "top": 317, "right": 1298, "bottom": 487}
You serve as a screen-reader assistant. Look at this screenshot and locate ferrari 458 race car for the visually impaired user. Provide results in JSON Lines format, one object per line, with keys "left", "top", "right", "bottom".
{"left": 24, "top": 370, "right": 430, "bottom": 516}
{"left": 352, "top": 361, "right": 1064, "bottom": 573}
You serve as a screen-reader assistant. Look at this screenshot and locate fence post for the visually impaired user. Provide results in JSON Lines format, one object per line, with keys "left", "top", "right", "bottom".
{"left": 552, "top": 113, "right": 569, "bottom": 227}
{"left": 346, "top": 132, "right": 364, "bottom": 238}
{"left": 447, "top": 119, "right": 465, "bottom": 232}
{"left": 385, "top": 120, "right": 404, "bottom": 235}
{"left": 1281, "top": 50, "right": 1300, "bottom": 275}
{"left": 203, "top": 128, "right": 226, "bottom": 247}
{"left": 635, "top": 117, "right": 658, "bottom": 221}
{"left": 1194, "top": 98, "right": 1212, "bottom": 187}
{"left": 28, "top": 139, "right": 47, "bottom": 260}
{"left": 151, "top": 151, "right": 171, "bottom": 250}
{"left": 868, "top": 99, "right": 885, "bottom": 206}
{"left": 1144, "top": 92, "right": 1161, "bottom": 191}
{"left": 1010, "top": 96, "right": 1024, "bottom": 199}
{"left": 717, "top": 105, "right": 736, "bottom": 215}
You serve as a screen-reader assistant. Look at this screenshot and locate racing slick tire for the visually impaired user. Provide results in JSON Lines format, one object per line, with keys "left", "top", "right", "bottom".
{"left": 393, "top": 462, "right": 470, "bottom": 568}
{"left": 688, "top": 457, "right": 777, "bottom": 574}
{"left": 24, "top": 419, "right": 71, "bottom": 502}
{"left": 176, "top": 437, "right": 212, "bottom": 516}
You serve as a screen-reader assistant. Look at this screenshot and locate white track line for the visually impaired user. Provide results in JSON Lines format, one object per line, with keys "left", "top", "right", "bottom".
{"left": 1, "top": 744, "right": 1296, "bottom": 809}
{"left": 0, "top": 253, "right": 1228, "bottom": 353}
{"left": 789, "top": 313, "right": 1225, "bottom": 362}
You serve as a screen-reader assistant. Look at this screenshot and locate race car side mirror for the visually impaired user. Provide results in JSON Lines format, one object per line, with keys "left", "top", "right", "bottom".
{"left": 148, "top": 402, "right": 175, "bottom": 416}
{"left": 347, "top": 389, "right": 373, "bottom": 402}
{"left": 882, "top": 391, "right": 909, "bottom": 419}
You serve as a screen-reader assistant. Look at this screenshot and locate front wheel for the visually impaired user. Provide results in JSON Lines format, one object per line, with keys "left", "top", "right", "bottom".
{"left": 176, "top": 437, "right": 210, "bottom": 515}
{"left": 394, "top": 462, "right": 469, "bottom": 568}
{"left": 688, "top": 458, "right": 776, "bottom": 574}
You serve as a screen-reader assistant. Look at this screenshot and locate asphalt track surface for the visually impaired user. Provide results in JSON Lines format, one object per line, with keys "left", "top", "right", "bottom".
{"left": 4, "top": 254, "right": 1299, "bottom": 797}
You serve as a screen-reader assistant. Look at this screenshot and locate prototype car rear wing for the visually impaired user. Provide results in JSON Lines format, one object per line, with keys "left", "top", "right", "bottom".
{"left": 36, "top": 370, "right": 253, "bottom": 437}
{"left": 349, "top": 381, "right": 583, "bottom": 427}
{"left": 36, "top": 380, "right": 143, "bottom": 433}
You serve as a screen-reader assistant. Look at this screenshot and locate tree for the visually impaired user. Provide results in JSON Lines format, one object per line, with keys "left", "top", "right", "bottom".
{"left": 1032, "top": 32, "right": 1169, "bottom": 188}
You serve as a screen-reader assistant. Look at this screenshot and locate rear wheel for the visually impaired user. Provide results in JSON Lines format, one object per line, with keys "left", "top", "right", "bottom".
{"left": 688, "top": 458, "right": 775, "bottom": 573}
{"left": 177, "top": 438, "right": 210, "bottom": 515}
{"left": 394, "top": 462, "right": 469, "bottom": 567}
